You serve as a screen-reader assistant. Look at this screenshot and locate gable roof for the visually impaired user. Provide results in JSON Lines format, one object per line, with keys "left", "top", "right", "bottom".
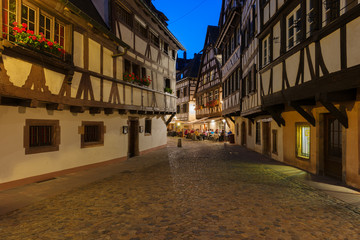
{"left": 68, "top": 0, "right": 108, "bottom": 29}
{"left": 203, "top": 25, "right": 220, "bottom": 49}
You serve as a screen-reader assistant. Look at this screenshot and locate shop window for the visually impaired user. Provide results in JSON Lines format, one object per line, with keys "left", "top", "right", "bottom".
{"left": 272, "top": 129, "right": 278, "bottom": 154}
{"left": 145, "top": 118, "right": 152, "bottom": 135}
{"left": 256, "top": 122, "right": 261, "bottom": 145}
{"left": 24, "top": 119, "right": 60, "bottom": 154}
{"left": 81, "top": 121, "right": 104, "bottom": 148}
{"left": 296, "top": 123, "right": 310, "bottom": 159}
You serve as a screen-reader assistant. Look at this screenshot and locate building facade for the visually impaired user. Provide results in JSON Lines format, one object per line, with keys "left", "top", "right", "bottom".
{"left": 174, "top": 53, "right": 201, "bottom": 131}
{"left": 195, "top": 26, "right": 226, "bottom": 132}
{"left": 257, "top": 0, "right": 360, "bottom": 188}
{"left": 0, "top": 0, "right": 184, "bottom": 189}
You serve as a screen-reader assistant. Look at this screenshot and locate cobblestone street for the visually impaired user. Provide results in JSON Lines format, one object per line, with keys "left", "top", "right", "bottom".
{"left": 1, "top": 138, "right": 360, "bottom": 239}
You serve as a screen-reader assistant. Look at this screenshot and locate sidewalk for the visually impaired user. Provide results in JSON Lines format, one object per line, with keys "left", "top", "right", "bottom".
{"left": 1, "top": 137, "right": 360, "bottom": 217}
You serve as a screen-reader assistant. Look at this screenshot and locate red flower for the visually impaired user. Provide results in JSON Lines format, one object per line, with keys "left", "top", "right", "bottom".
{"left": 13, "top": 26, "right": 19, "bottom": 31}
{"left": 22, "top": 23, "right": 27, "bottom": 28}
{"left": 29, "top": 30, "right": 34, "bottom": 35}
{"left": 12, "top": 22, "right": 17, "bottom": 26}
{"left": 21, "top": 28, "right": 26, "bottom": 32}
{"left": 58, "top": 48, "right": 62, "bottom": 52}
{"left": 17, "top": 29, "right": 22, "bottom": 33}
{"left": 26, "top": 29, "right": 32, "bottom": 34}
{"left": 39, "top": 32, "right": 44, "bottom": 36}
{"left": 47, "top": 41, "right": 53, "bottom": 46}
{"left": 32, "top": 36, "right": 36, "bottom": 40}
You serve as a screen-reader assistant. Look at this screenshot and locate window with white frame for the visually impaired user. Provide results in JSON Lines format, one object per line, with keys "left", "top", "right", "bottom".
{"left": 2, "top": 0, "right": 16, "bottom": 40}
{"left": 262, "top": 34, "right": 270, "bottom": 66}
{"left": 286, "top": 5, "right": 301, "bottom": 50}
{"left": 306, "top": 0, "right": 315, "bottom": 37}
{"left": 324, "top": 0, "right": 340, "bottom": 25}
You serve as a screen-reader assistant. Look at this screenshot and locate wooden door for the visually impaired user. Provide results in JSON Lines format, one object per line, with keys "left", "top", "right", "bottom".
{"left": 241, "top": 122, "right": 246, "bottom": 146}
{"left": 324, "top": 114, "right": 342, "bottom": 180}
{"left": 262, "top": 122, "right": 271, "bottom": 156}
{"left": 128, "top": 118, "right": 139, "bottom": 158}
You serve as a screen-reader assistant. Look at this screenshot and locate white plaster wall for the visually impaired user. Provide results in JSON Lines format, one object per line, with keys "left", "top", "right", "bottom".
{"left": 71, "top": 72, "right": 82, "bottom": 98}
{"left": 125, "top": 85, "right": 132, "bottom": 105}
{"left": 44, "top": 69, "right": 64, "bottom": 95}
{"left": 261, "top": 70, "right": 271, "bottom": 95}
{"left": 286, "top": 51, "right": 300, "bottom": 87}
{"left": 3, "top": 55, "right": 31, "bottom": 87}
{"left": 270, "top": 0, "right": 276, "bottom": 18}
{"left": 89, "top": 38, "right": 101, "bottom": 73}
{"left": 120, "top": 24, "right": 134, "bottom": 49}
{"left": 273, "top": 63, "right": 282, "bottom": 93}
{"left": 116, "top": 57, "right": 123, "bottom": 80}
{"left": 264, "top": 4, "right": 270, "bottom": 24}
{"left": 90, "top": 76, "right": 101, "bottom": 101}
{"left": 103, "top": 80, "right": 112, "bottom": 103}
{"left": 133, "top": 88, "right": 142, "bottom": 106}
{"left": 73, "top": 31, "right": 84, "bottom": 68}
{"left": 138, "top": 117, "right": 167, "bottom": 151}
{"left": 0, "top": 106, "right": 129, "bottom": 184}
{"left": 273, "top": 22, "right": 281, "bottom": 60}
{"left": 135, "top": 36, "right": 147, "bottom": 56}
{"left": 347, "top": 17, "right": 360, "bottom": 68}
{"left": 321, "top": 29, "right": 341, "bottom": 75}
{"left": 103, "top": 47, "right": 113, "bottom": 77}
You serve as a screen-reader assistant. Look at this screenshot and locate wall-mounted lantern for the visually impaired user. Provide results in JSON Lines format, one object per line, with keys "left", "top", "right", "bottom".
{"left": 123, "top": 126, "right": 128, "bottom": 134}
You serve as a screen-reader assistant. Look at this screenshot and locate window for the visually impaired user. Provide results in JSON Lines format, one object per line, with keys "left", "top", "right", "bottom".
{"left": 231, "top": 35, "right": 234, "bottom": 53}
{"left": 81, "top": 121, "right": 104, "bottom": 148}
{"left": 307, "top": 0, "right": 315, "bottom": 37}
{"left": 141, "top": 67, "right": 146, "bottom": 78}
{"left": 183, "top": 87, "right": 188, "bottom": 97}
{"left": 164, "top": 78, "right": 170, "bottom": 88}
{"left": 296, "top": 123, "right": 310, "bottom": 159}
{"left": 116, "top": 3, "right": 132, "bottom": 27}
{"left": 55, "top": 21, "right": 65, "bottom": 47}
{"left": 39, "top": 13, "right": 52, "bottom": 39}
{"left": 124, "top": 59, "right": 131, "bottom": 73}
{"left": 24, "top": 119, "right": 60, "bottom": 154}
{"left": 163, "top": 42, "right": 169, "bottom": 55}
{"left": 324, "top": 0, "right": 340, "bottom": 25}
{"left": 145, "top": 118, "right": 152, "bottom": 135}
{"left": 209, "top": 91, "right": 213, "bottom": 101}
{"left": 21, "top": 4, "right": 36, "bottom": 32}
{"left": 287, "top": 6, "right": 301, "bottom": 50}
{"left": 176, "top": 90, "right": 180, "bottom": 98}
{"left": 177, "top": 105, "right": 180, "bottom": 113}
{"left": 263, "top": 35, "right": 270, "bottom": 66}
{"left": 150, "top": 30, "right": 160, "bottom": 47}
{"left": 172, "top": 50, "right": 176, "bottom": 59}
{"left": 214, "top": 89, "right": 219, "bottom": 100}
{"left": 134, "top": 16, "right": 147, "bottom": 38}
{"left": 256, "top": 122, "right": 261, "bottom": 145}
{"left": 272, "top": 129, "right": 278, "bottom": 154}
{"left": 183, "top": 103, "right": 188, "bottom": 113}
{"left": 2, "top": 0, "right": 16, "bottom": 40}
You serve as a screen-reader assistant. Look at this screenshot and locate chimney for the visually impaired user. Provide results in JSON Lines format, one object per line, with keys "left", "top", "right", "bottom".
{"left": 183, "top": 51, "right": 187, "bottom": 60}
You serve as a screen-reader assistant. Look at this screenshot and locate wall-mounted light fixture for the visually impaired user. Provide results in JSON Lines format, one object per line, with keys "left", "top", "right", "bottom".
{"left": 123, "top": 126, "right": 128, "bottom": 134}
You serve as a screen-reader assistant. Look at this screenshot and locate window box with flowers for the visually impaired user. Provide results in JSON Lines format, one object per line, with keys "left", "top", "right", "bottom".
{"left": 123, "top": 72, "right": 152, "bottom": 87}
{"left": 11, "top": 22, "right": 65, "bottom": 58}
{"left": 164, "top": 87, "right": 173, "bottom": 94}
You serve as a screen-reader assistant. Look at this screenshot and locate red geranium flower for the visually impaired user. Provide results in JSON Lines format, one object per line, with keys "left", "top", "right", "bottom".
{"left": 22, "top": 23, "right": 27, "bottom": 28}
{"left": 12, "top": 22, "right": 17, "bottom": 26}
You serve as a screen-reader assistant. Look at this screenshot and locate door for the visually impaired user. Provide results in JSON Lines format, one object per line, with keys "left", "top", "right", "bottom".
{"left": 241, "top": 122, "right": 246, "bottom": 146}
{"left": 324, "top": 114, "right": 343, "bottom": 180}
{"left": 128, "top": 118, "right": 139, "bottom": 158}
{"left": 262, "top": 122, "right": 271, "bottom": 156}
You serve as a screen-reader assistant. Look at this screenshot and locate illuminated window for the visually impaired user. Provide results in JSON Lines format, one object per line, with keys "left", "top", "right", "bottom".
{"left": 296, "top": 123, "right": 311, "bottom": 159}
{"left": 55, "top": 21, "right": 65, "bottom": 47}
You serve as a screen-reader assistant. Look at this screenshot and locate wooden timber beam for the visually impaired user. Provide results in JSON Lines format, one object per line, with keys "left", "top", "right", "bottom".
{"left": 104, "top": 108, "right": 114, "bottom": 115}
{"left": 70, "top": 106, "right": 85, "bottom": 113}
{"left": 89, "top": 107, "right": 101, "bottom": 114}
{"left": 118, "top": 109, "right": 128, "bottom": 115}
{"left": 318, "top": 95, "right": 348, "bottom": 128}
{"left": 226, "top": 116, "right": 235, "bottom": 123}
{"left": 129, "top": 110, "right": 138, "bottom": 114}
{"left": 289, "top": 101, "right": 316, "bottom": 127}
{"left": 46, "top": 103, "right": 64, "bottom": 111}
{"left": 266, "top": 105, "right": 285, "bottom": 127}
{"left": 166, "top": 113, "right": 176, "bottom": 126}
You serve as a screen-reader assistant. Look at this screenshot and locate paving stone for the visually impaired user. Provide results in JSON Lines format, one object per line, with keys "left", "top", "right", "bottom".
{"left": 0, "top": 138, "right": 360, "bottom": 239}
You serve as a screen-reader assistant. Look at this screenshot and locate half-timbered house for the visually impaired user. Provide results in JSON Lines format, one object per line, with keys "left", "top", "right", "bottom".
{"left": 258, "top": 0, "right": 360, "bottom": 188}
{"left": 195, "top": 25, "right": 225, "bottom": 132}
{"left": 0, "top": 0, "right": 184, "bottom": 189}
{"left": 174, "top": 53, "right": 201, "bottom": 130}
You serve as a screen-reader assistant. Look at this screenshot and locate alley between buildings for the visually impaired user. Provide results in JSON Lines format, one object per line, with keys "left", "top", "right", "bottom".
{"left": 0, "top": 138, "right": 360, "bottom": 239}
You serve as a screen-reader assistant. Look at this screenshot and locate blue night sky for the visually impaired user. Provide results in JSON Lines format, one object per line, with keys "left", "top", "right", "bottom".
{"left": 152, "top": 0, "right": 222, "bottom": 59}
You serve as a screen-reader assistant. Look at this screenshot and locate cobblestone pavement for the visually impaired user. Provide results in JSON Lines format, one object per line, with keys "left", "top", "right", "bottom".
{"left": 1, "top": 138, "right": 360, "bottom": 239}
